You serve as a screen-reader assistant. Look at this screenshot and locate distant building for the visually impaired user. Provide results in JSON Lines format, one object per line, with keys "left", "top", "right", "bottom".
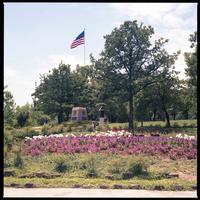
{"left": 71, "top": 107, "right": 88, "bottom": 122}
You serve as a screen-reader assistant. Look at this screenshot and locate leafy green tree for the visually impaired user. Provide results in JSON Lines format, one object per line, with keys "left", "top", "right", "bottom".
{"left": 71, "top": 65, "right": 97, "bottom": 119}
{"left": 177, "top": 80, "right": 194, "bottom": 119}
{"left": 91, "top": 20, "right": 179, "bottom": 130}
{"left": 152, "top": 69, "right": 181, "bottom": 127}
{"left": 135, "top": 86, "right": 161, "bottom": 125}
{"left": 33, "top": 111, "right": 51, "bottom": 125}
{"left": 32, "top": 62, "right": 74, "bottom": 124}
{"left": 4, "top": 86, "right": 16, "bottom": 126}
{"left": 15, "top": 103, "right": 31, "bottom": 127}
{"left": 135, "top": 96, "right": 151, "bottom": 127}
{"left": 184, "top": 32, "right": 197, "bottom": 89}
{"left": 16, "top": 110, "right": 29, "bottom": 127}
{"left": 32, "top": 63, "right": 96, "bottom": 123}
{"left": 184, "top": 31, "right": 197, "bottom": 118}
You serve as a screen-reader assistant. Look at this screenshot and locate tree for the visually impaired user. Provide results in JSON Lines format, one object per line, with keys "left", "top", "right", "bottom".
{"left": 149, "top": 64, "right": 182, "bottom": 127}
{"left": 32, "top": 62, "right": 74, "bottom": 124}
{"left": 177, "top": 80, "right": 194, "bottom": 119}
{"left": 184, "top": 31, "right": 197, "bottom": 118}
{"left": 96, "top": 83, "right": 128, "bottom": 123}
{"left": 4, "top": 86, "right": 16, "bottom": 126}
{"left": 15, "top": 103, "right": 31, "bottom": 127}
{"left": 31, "top": 111, "right": 51, "bottom": 125}
{"left": 135, "top": 85, "right": 162, "bottom": 123}
{"left": 135, "top": 92, "right": 151, "bottom": 127}
{"left": 91, "top": 20, "right": 179, "bottom": 130}
{"left": 32, "top": 62, "right": 97, "bottom": 123}
{"left": 71, "top": 65, "right": 98, "bottom": 119}
{"left": 16, "top": 111, "right": 29, "bottom": 127}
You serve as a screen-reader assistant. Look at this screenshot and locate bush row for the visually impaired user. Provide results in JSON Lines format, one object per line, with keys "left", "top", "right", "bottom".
{"left": 4, "top": 153, "right": 150, "bottom": 180}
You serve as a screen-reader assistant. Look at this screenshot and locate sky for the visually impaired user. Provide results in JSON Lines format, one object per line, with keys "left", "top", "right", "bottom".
{"left": 4, "top": 3, "right": 197, "bottom": 106}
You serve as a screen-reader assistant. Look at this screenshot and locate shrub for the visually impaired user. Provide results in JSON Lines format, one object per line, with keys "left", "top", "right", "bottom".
{"left": 4, "top": 153, "right": 15, "bottom": 168}
{"left": 14, "top": 152, "right": 24, "bottom": 169}
{"left": 41, "top": 124, "right": 51, "bottom": 136}
{"left": 78, "top": 160, "right": 87, "bottom": 170}
{"left": 55, "top": 161, "right": 69, "bottom": 173}
{"left": 127, "top": 158, "right": 148, "bottom": 177}
{"left": 37, "top": 114, "right": 51, "bottom": 125}
{"left": 108, "top": 159, "right": 125, "bottom": 174}
{"left": 16, "top": 111, "right": 29, "bottom": 127}
{"left": 25, "top": 128, "right": 40, "bottom": 138}
{"left": 49, "top": 125, "right": 64, "bottom": 135}
{"left": 54, "top": 156, "right": 71, "bottom": 173}
{"left": 4, "top": 128, "right": 13, "bottom": 146}
{"left": 14, "top": 128, "right": 40, "bottom": 139}
{"left": 85, "top": 156, "right": 98, "bottom": 178}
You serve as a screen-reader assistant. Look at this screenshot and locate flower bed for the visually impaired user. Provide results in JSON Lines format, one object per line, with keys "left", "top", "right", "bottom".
{"left": 22, "top": 132, "right": 197, "bottom": 160}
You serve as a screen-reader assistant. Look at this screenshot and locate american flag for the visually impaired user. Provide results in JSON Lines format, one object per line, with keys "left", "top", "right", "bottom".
{"left": 70, "top": 30, "right": 85, "bottom": 49}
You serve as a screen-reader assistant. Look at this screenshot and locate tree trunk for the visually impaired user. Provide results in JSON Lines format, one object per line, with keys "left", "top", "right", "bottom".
{"left": 173, "top": 113, "right": 176, "bottom": 120}
{"left": 128, "top": 94, "right": 134, "bottom": 130}
{"left": 141, "top": 121, "right": 143, "bottom": 127}
{"left": 184, "top": 111, "right": 189, "bottom": 120}
{"left": 58, "top": 111, "right": 64, "bottom": 124}
{"left": 164, "top": 108, "right": 170, "bottom": 127}
{"left": 153, "top": 109, "right": 157, "bottom": 121}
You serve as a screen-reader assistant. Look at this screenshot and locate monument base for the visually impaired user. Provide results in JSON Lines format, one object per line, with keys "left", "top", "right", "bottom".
{"left": 99, "top": 117, "right": 104, "bottom": 125}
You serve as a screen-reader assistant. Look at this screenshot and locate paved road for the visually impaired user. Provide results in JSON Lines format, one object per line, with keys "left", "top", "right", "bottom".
{"left": 3, "top": 188, "right": 197, "bottom": 198}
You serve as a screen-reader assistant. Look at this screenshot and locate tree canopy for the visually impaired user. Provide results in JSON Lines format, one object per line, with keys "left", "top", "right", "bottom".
{"left": 5, "top": 22, "right": 196, "bottom": 128}
{"left": 91, "top": 20, "right": 180, "bottom": 129}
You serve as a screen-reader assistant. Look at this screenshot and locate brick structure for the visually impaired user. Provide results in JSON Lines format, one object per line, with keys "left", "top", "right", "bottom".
{"left": 71, "top": 107, "right": 88, "bottom": 122}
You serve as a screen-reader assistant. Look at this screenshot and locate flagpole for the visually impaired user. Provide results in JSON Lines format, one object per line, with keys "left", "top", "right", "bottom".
{"left": 84, "top": 28, "right": 85, "bottom": 67}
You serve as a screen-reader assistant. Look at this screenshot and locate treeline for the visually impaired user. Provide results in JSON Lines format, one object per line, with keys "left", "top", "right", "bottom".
{"left": 4, "top": 21, "right": 197, "bottom": 129}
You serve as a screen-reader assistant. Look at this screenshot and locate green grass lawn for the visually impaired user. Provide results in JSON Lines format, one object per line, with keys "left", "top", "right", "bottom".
{"left": 109, "top": 119, "right": 197, "bottom": 128}
{"left": 31, "top": 119, "right": 197, "bottom": 130}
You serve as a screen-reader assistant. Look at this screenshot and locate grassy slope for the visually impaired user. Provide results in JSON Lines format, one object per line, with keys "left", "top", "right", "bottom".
{"left": 4, "top": 154, "right": 197, "bottom": 190}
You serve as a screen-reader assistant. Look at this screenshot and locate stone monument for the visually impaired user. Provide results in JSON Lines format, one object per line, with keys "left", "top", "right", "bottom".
{"left": 71, "top": 107, "right": 88, "bottom": 122}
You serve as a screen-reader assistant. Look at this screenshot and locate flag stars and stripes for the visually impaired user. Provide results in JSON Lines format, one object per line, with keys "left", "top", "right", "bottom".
{"left": 70, "top": 30, "right": 85, "bottom": 49}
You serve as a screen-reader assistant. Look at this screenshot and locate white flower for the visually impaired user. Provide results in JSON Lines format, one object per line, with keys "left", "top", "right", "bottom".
{"left": 176, "top": 134, "right": 183, "bottom": 138}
